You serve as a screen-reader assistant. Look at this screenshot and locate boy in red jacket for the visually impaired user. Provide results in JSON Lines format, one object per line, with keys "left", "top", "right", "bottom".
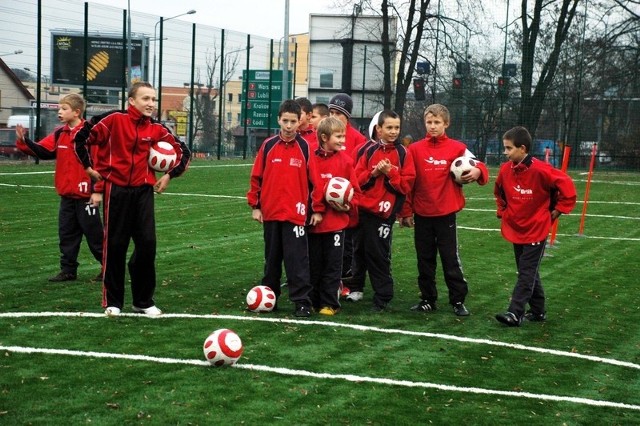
{"left": 74, "top": 82, "right": 190, "bottom": 317}
{"left": 308, "top": 117, "right": 359, "bottom": 315}
{"left": 352, "top": 110, "right": 415, "bottom": 312}
{"left": 16, "top": 94, "right": 103, "bottom": 282}
{"left": 399, "top": 103, "right": 489, "bottom": 316}
{"left": 247, "top": 100, "right": 324, "bottom": 318}
{"left": 494, "top": 126, "right": 576, "bottom": 327}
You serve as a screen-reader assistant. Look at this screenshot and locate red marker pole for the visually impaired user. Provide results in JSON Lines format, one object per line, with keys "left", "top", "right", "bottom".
{"left": 578, "top": 143, "right": 597, "bottom": 236}
{"left": 549, "top": 145, "right": 572, "bottom": 246}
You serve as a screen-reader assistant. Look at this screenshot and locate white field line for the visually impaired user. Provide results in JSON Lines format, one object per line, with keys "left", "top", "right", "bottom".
{"left": 2, "top": 344, "right": 639, "bottom": 412}
{"left": 1, "top": 312, "right": 638, "bottom": 371}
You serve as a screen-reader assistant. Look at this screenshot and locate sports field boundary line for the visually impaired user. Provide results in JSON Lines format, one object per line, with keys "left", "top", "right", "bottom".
{"left": 1, "top": 311, "right": 638, "bottom": 371}
{"left": 2, "top": 344, "right": 638, "bottom": 412}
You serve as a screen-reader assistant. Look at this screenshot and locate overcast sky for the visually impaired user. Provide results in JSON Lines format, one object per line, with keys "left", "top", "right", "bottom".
{"left": 88, "top": 0, "right": 340, "bottom": 39}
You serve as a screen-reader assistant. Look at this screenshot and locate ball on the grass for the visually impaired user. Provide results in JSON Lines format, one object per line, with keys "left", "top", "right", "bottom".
{"left": 148, "top": 141, "right": 177, "bottom": 172}
{"left": 203, "top": 329, "right": 244, "bottom": 366}
{"left": 324, "top": 176, "right": 354, "bottom": 205}
{"left": 450, "top": 156, "right": 478, "bottom": 184}
{"left": 246, "top": 285, "right": 276, "bottom": 313}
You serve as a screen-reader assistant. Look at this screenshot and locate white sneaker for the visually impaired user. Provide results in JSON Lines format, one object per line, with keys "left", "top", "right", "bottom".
{"left": 105, "top": 307, "right": 121, "bottom": 316}
{"left": 132, "top": 305, "right": 163, "bottom": 316}
{"left": 346, "top": 291, "right": 363, "bottom": 302}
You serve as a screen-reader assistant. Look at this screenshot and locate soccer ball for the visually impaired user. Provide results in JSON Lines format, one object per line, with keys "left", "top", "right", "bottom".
{"left": 450, "top": 156, "right": 478, "bottom": 185}
{"left": 203, "top": 329, "right": 244, "bottom": 366}
{"left": 324, "top": 176, "right": 354, "bottom": 206}
{"left": 148, "top": 141, "right": 177, "bottom": 172}
{"left": 246, "top": 285, "right": 276, "bottom": 313}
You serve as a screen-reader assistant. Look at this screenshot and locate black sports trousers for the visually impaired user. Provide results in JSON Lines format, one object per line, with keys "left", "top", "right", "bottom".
{"left": 508, "top": 240, "right": 546, "bottom": 317}
{"left": 413, "top": 213, "right": 468, "bottom": 306}
{"left": 351, "top": 211, "right": 395, "bottom": 307}
{"left": 102, "top": 183, "right": 156, "bottom": 310}
{"left": 261, "top": 220, "right": 312, "bottom": 307}
{"left": 58, "top": 196, "right": 103, "bottom": 274}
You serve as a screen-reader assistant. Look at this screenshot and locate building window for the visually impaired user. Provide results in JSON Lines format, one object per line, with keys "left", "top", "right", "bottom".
{"left": 228, "top": 93, "right": 233, "bottom": 102}
{"left": 226, "top": 112, "right": 232, "bottom": 123}
{"left": 319, "top": 71, "right": 333, "bottom": 88}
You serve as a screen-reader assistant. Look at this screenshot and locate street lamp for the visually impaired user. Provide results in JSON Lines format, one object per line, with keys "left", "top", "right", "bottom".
{"left": 0, "top": 49, "right": 23, "bottom": 57}
{"left": 153, "top": 9, "right": 196, "bottom": 87}
{"left": 24, "top": 67, "right": 51, "bottom": 101}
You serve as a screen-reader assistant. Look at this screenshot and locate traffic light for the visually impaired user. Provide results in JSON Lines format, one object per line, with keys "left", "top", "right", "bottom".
{"left": 413, "top": 77, "right": 426, "bottom": 101}
{"left": 452, "top": 76, "right": 463, "bottom": 96}
{"left": 497, "top": 76, "right": 510, "bottom": 99}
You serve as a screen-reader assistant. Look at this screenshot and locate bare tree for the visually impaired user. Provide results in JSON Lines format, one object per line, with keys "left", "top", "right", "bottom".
{"left": 186, "top": 47, "right": 239, "bottom": 152}
{"left": 518, "top": 0, "right": 581, "bottom": 135}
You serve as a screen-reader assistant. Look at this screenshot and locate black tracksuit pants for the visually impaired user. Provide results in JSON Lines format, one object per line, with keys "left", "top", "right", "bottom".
{"left": 309, "top": 230, "right": 344, "bottom": 310}
{"left": 351, "top": 211, "right": 395, "bottom": 308}
{"left": 508, "top": 240, "right": 546, "bottom": 318}
{"left": 261, "top": 221, "right": 312, "bottom": 308}
{"left": 414, "top": 213, "right": 468, "bottom": 306}
{"left": 58, "top": 196, "right": 103, "bottom": 274}
{"left": 102, "top": 183, "right": 156, "bottom": 310}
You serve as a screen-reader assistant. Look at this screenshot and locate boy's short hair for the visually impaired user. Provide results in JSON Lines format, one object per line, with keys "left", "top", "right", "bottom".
{"left": 295, "top": 97, "right": 313, "bottom": 114}
{"left": 312, "top": 103, "right": 329, "bottom": 117}
{"left": 503, "top": 126, "right": 532, "bottom": 153}
{"left": 128, "top": 81, "right": 153, "bottom": 99}
{"left": 60, "top": 94, "right": 85, "bottom": 115}
{"left": 316, "top": 116, "right": 345, "bottom": 147}
{"left": 278, "top": 99, "right": 301, "bottom": 118}
{"left": 378, "top": 109, "right": 400, "bottom": 126}
{"left": 423, "top": 103, "right": 450, "bottom": 124}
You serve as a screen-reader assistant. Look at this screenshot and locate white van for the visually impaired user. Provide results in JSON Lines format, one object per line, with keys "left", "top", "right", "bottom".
{"left": 7, "top": 115, "right": 34, "bottom": 128}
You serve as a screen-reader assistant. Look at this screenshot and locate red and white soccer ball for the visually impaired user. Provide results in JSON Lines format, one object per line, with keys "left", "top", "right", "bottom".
{"left": 203, "top": 328, "right": 244, "bottom": 367}
{"left": 246, "top": 285, "right": 276, "bottom": 313}
{"left": 324, "top": 176, "right": 354, "bottom": 206}
{"left": 450, "top": 156, "right": 478, "bottom": 185}
{"left": 148, "top": 141, "right": 177, "bottom": 172}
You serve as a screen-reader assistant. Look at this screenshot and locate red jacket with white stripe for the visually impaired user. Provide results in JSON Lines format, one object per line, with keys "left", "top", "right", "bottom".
{"left": 74, "top": 105, "right": 190, "bottom": 192}
{"left": 402, "top": 133, "right": 489, "bottom": 217}
{"left": 16, "top": 121, "right": 94, "bottom": 199}
{"left": 494, "top": 155, "right": 577, "bottom": 244}
{"left": 355, "top": 141, "right": 415, "bottom": 219}
{"left": 309, "top": 148, "right": 359, "bottom": 233}
{"left": 247, "top": 133, "right": 325, "bottom": 226}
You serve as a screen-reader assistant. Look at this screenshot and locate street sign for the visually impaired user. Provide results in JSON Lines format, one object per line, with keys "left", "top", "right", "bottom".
{"left": 242, "top": 70, "right": 291, "bottom": 129}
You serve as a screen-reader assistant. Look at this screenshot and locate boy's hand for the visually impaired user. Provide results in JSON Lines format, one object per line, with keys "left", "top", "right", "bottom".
{"left": 461, "top": 167, "right": 481, "bottom": 184}
{"left": 153, "top": 174, "right": 171, "bottom": 193}
{"left": 328, "top": 200, "right": 350, "bottom": 212}
{"left": 15, "top": 124, "right": 25, "bottom": 141}
{"left": 88, "top": 193, "right": 102, "bottom": 208}
{"left": 551, "top": 209, "right": 561, "bottom": 221}
{"left": 86, "top": 167, "right": 102, "bottom": 182}
{"left": 398, "top": 216, "right": 414, "bottom": 228}
{"left": 309, "top": 212, "right": 323, "bottom": 226}
{"left": 252, "top": 209, "right": 263, "bottom": 223}
{"left": 377, "top": 158, "right": 392, "bottom": 175}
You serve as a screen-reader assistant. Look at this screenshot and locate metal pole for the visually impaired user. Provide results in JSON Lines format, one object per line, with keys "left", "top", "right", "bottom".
{"left": 157, "top": 18, "right": 164, "bottom": 119}
{"left": 361, "top": 45, "right": 367, "bottom": 117}
{"left": 432, "top": 0, "right": 440, "bottom": 103}
{"left": 217, "top": 30, "right": 225, "bottom": 160}
{"left": 188, "top": 23, "right": 196, "bottom": 151}
{"left": 127, "top": 0, "right": 132, "bottom": 87}
{"left": 498, "top": 0, "right": 509, "bottom": 134}
{"left": 282, "top": 0, "right": 289, "bottom": 101}
{"left": 243, "top": 34, "right": 251, "bottom": 159}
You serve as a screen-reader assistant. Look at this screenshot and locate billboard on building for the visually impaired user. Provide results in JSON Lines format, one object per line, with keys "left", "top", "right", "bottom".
{"left": 51, "top": 32, "right": 145, "bottom": 87}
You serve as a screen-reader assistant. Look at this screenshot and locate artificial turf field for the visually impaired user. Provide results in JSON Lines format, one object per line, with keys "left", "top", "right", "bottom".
{"left": 0, "top": 159, "right": 639, "bottom": 425}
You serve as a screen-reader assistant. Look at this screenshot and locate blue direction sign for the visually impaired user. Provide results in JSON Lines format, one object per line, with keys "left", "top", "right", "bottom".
{"left": 242, "top": 70, "right": 291, "bottom": 129}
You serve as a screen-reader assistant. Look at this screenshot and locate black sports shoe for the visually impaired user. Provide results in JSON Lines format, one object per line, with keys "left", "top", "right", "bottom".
{"left": 410, "top": 300, "right": 436, "bottom": 312}
{"left": 495, "top": 312, "right": 522, "bottom": 327}
{"left": 453, "top": 302, "right": 470, "bottom": 316}
{"left": 524, "top": 311, "right": 546, "bottom": 322}
{"left": 48, "top": 271, "right": 77, "bottom": 282}
{"left": 371, "top": 303, "right": 388, "bottom": 313}
{"left": 294, "top": 305, "right": 311, "bottom": 318}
